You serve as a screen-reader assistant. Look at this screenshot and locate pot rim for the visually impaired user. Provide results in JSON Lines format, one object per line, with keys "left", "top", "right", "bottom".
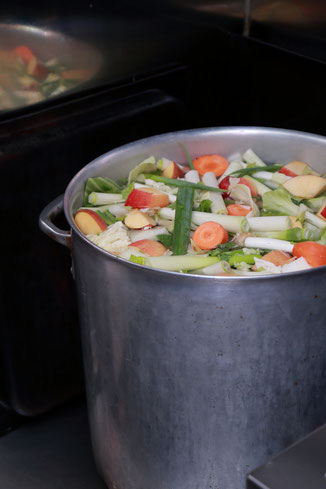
{"left": 64, "top": 125, "right": 326, "bottom": 281}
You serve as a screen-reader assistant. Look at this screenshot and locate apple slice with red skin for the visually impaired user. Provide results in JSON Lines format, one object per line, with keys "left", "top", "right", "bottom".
{"left": 219, "top": 176, "right": 258, "bottom": 197}
{"left": 125, "top": 187, "right": 169, "bottom": 209}
{"left": 162, "top": 161, "right": 184, "bottom": 179}
{"left": 75, "top": 209, "right": 107, "bottom": 235}
{"left": 124, "top": 209, "right": 156, "bottom": 229}
{"left": 317, "top": 202, "right": 326, "bottom": 221}
{"left": 279, "top": 161, "right": 316, "bottom": 177}
{"left": 129, "top": 239, "right": 167, "bottom": 256}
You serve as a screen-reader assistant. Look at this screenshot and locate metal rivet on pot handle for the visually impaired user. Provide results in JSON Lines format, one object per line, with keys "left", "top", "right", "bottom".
{"left": 39, "top": 194, "right": 72, "bottom": 248}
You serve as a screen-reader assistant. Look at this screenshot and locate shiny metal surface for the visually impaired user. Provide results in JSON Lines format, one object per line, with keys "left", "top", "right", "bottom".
{"left": 0, "top": 23, "right": 101, "bottom": 111}
{"left": 48, "top": 127, "right": 326, "bottom": 489}
{"left": 39, "top": 194, "right": 71, "bottom": 248}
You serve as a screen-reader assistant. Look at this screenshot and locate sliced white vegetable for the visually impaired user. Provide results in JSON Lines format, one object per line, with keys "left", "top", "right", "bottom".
{"left": 281, "top": 257, "right": 311, "bottom": 273}
{"left": 185, "top": 170, "right": 200, "bottom": 183}
{"left": 253, "top": 171, "right": 273, "bottom": 180}
{"left": 305, "top": 211, "right": 326, "bottom": 229}
{"left": 244, "top": 237, "right": 294, "bottom": 253}
{"left": 247, "top": 216, "right": 291, "bottom": 232}
{"left": 245, "top": 176, "right": 271, "bottom": 196}
{"left": 88, "top": 192, "right": 124, "bottom": 205}
{"left": 129, "top": 226, "right": 169, "bottom": 243}
{"left": 228, "top": 152, "right": 243, "bottom": 163}
{"left": 242, "top": 148, "right": 266, "bottom": 167}
{"left": 156, "top": 157, "right": 173, "bottom": 170}
{"left": 254, "top": 258, "right": 282, "bottom": 274}
{"left": 192, "top": 261, "right": 231, "bottom": 275}
{"left": 107, "top": 203, "right": 128, "bottom": 217}
{"left": 202, "top": 172, "right": 218, "bottom": 188}
{"left": 217, "top": 161, "right": 246, "bottom": 184}
{"left": 209, "top": 192, "right": 227, "bottom": 214}
{"left": 159, "top": 208, "right": 249, "bottom": 233}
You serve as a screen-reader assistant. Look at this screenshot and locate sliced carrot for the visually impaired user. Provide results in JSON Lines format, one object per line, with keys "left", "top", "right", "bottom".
{"left": 192, "top": 221, "right": 228, "bottom": 250}
{"left": 292, "top": 242, "right": 326, "bottom": 268}
{"left": 12, "top": 45, "right": 35, "bottom": 63}
{"left": 262, "top": 250, "right": 293, "bottom": 267}
{"left": 193, "top": 154, "right": 229, "bottom": 177}
{"left": 227, "top": 204, "right": 252, "bottom": 216}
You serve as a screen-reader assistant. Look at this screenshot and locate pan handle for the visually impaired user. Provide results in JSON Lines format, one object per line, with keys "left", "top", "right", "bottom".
{"left": 39, "top": 195, "right": 71, "bottom": 248}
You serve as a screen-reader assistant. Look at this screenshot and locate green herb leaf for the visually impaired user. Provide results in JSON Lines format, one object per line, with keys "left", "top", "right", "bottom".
{"left": 121, "top": 183, "right": 134, "bottom": 200}
{"left": 179, "top": 142, "right": 194, "bottom": 170}
{"left": 96, "top": 210, "right": 117, "bottom": 225}
{"left": 157, "top": 233, "right": 173, "bottom": 249}
{"left": 198, "top": 199, "right": 212, "bottom": 213}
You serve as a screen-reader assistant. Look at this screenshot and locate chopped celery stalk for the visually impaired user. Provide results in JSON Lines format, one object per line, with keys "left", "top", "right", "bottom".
{"left": 191, "top": 211, "right": 249, "bottom": 233}
{"left": 146, "top": 255, "right": 221, "bottom": 271}
{"left": 255, "top": 228, "right": 305, "bottom": 241}
{"left": 179, "top": 142, "right": 195, "bottom": 170}
{"left": 244, "top": 237, "right": 294, "bottom": 253}
{"left": 242, "top": 149, "right": 267, "bottom": 167}
{"left": 192, "top": 261, "right": 231, "bottom": 275}
{"left": 305, "top": 211, "right": 326, "bottom": 229}
{"left": 262, "top": 188, "right": 299, "bottom": 215}
{"left": 96, "top": 209, "right": 117, "bottom": 225}
{"left": 229, "top": 254, "right": 261, "bottom": 266}
{"left": 185, "top": 169, "right": 200, "bottom": 183}
{"left": 202, "top": 172, "right": 218, "bottom": 188}
{"left": 129, "top": 226, "right": 169, "bottom": 243}
{"left": 208, "top": 192, "right": 227, "bottom": 214}
{"left": 247, "top": 216, "right": 291, "bottom": 232}
{"left": 172, "top": 186, "right": 194, "bottom": 255}
{"left": 83, "top": 177, "right": 122, "bottom": 206}
{"left": 159, "top": 208, "right": 249, "bottom": 233}
{"left": 245, "top": 176, "right": 271, "bottom": 196}
{"left": 121, "top": 183, "right": 134, "bottom": 200}
{"left": 128, "top": 156, "right": 156, "bottom": 184}
{"left": 145, "top": 174, "right": 225, "bottom": 192}
{"left": 271, "top": 172, "right": 290, "bottom": 185}
{"left": 317, "top": 227, "right": 326, "bottom": 245}
{"left": 88, "top": 192, "right": 124, "bottom": 205}
{"left": 303, "top": 196, "right": 326, "bottom": 212}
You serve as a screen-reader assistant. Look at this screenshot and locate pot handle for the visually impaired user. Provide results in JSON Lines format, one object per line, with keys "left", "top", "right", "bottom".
{"left": 39, "top": 194, "right": 71, "bottom": 248}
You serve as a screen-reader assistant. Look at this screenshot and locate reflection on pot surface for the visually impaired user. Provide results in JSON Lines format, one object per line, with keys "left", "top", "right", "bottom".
{"left": 0, "top": 24, "right": 101, "bottom": 111}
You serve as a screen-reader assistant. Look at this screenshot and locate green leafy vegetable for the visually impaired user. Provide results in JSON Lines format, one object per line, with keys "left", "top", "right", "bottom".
{"left": 83, "top": 177, "right": 122, "bottom": 206}
{"left": 262, "top": 187, "right": 299, "bottom": 216}
{"left": 121, "top": 183, "right": 135, "bottom": 200}
{"left": 198, "top": 199, "right": 212, "bottom": 213}
{"left": 128, "top": 156, "right": 156, "bottom": 184}
{"left": 96, "top": 210, "right": 117, "bottom": 226}
{"left": 157, "top": 233, "right": 173, "bottom": 249}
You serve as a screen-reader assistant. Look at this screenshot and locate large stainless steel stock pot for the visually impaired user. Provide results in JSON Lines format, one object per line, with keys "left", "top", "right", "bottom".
{"left": 40, "top": 127, "right": 326, "bottom": 489}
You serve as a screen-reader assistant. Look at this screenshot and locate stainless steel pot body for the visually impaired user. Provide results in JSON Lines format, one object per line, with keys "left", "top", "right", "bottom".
{"left": 46, "top": 128, "right": 326, "bottom": 489}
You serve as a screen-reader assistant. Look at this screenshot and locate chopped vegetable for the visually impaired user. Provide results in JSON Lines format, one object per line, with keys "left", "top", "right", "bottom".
{"left": 193, "top": 154, "right": 229, "bottom": 177}
{"left": 74, "top": 148, "right": 326, "bottom": 274}
{"left": 192, "top": 221, "right": 228, "bottom": 250}
{"left": 172, "top": 186, "right": 194, "bottom": 255}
